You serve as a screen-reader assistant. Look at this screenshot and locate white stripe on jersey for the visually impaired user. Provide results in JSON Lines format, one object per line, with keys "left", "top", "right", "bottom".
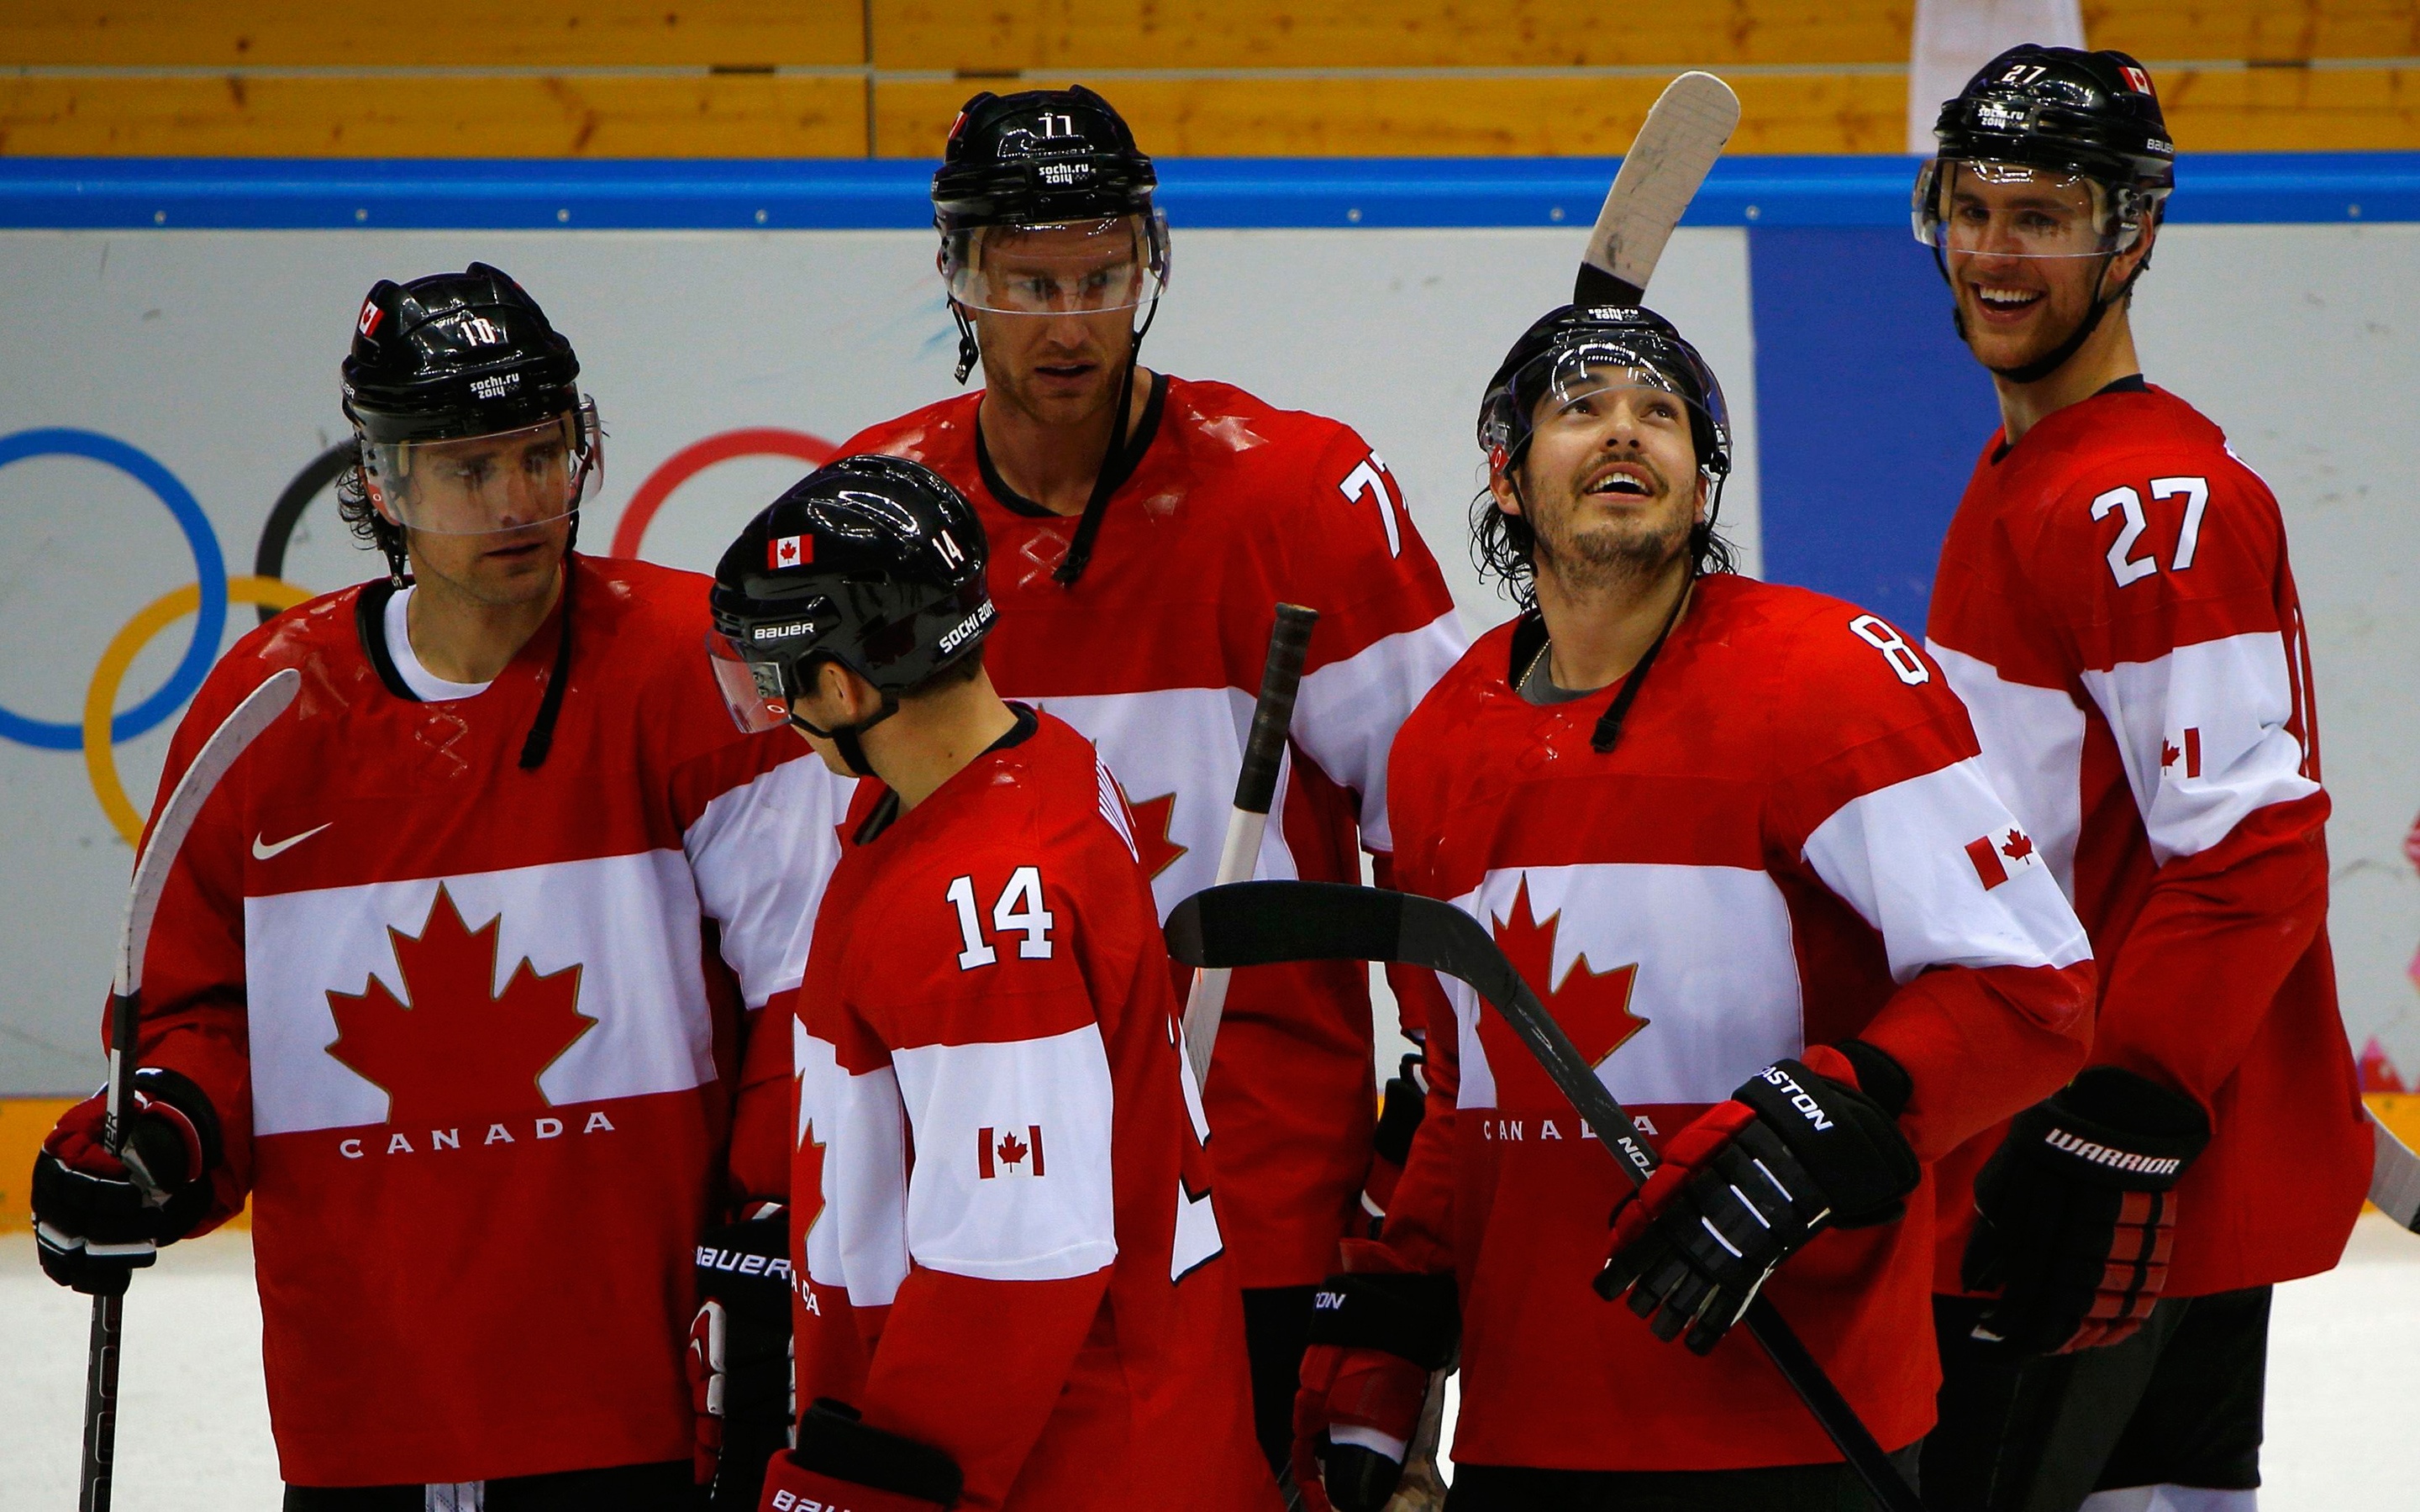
{"left": 245, "top": 851, "right": 717, "bottom": 1136}
{"left": 1291, "top": 611, "right": 1469, "bottom": 853}
{"left": 684, "top": 756, "right": 851, "bottom": 1009}
{"left": 891, "top": 1026, "right": 1118, "bottom": 1283}
{"left": 829, "top": 1057, "right": 912, "bottom": 1311}
{"left": 1094, "top": 754, "right": 1140, "bottom": 863}
{"left": 1028, "top": 687, "right": 1301, "bottom": 917}
{"left": 1800, "top": 758, "right": 2091, "bottom": 982}
{"left": 1447, "top": 864, "right": 1802, "bottom": 1110}
{"left": 2076, "top": 631, "right": 2321, "bottom": 865}
{"left": 1928, "top": 640, "right": 2089, "bottom": 899}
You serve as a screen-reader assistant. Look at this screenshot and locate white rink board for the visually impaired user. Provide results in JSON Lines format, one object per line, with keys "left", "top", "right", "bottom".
{"left": 0, "top": 223, "right": 2412, "bottom": 1093}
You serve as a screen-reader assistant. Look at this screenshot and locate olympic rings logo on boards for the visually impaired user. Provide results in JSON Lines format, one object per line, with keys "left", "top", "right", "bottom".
{"left": 0, "top": 424, "right": 834, "bottom": 847}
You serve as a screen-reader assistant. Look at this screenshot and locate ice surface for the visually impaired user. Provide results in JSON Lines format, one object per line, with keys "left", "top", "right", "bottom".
{"left": 3, "top": 1215, "right": 2414, "bottom": 1504}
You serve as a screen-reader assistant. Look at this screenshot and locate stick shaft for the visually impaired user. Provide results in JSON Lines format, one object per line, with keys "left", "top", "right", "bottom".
{"left": 1181, "top": 606, "right": 1318, "bottom": 1085}
{"left": 79, "top": 1294, "right": 121, "bottom": 1512}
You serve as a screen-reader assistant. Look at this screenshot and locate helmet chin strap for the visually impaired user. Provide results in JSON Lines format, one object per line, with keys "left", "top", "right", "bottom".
{"left": 1939, "top": 241, "right": 2149, "bottom": 387}
{"left": 789, "top": 690, "right": 901, "bottom": 780}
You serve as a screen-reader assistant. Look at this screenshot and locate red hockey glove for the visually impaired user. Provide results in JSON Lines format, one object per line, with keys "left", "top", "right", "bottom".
{"left": 31, "top": 1068, "right": 220, "bottom": 1297}
{"left": 1293, "top": 1242, "right": 1457, "bottom": 1512}
{"left": 1358, "top": 1053, "right": 1428, "bottom": 1235}
{"left": 757, "top": 1399, "right": 960, "bottom": 1512}
{"left": 1963, "top": 1067, "right": 2211, "bottom": 1355}
{"left": 1595, "top": 1042, "right": 1918, "bottom": 1354}
{"left": 692, "top": 1203, "right": 796, "bottom": 1509}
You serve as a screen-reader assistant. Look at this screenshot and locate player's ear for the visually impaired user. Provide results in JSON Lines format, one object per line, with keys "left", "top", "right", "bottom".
{"left": 1488, "top": 448, "right": 1527, "bottom": 520}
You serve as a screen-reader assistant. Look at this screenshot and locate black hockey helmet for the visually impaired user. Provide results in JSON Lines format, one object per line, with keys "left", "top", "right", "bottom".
{"left": 1478, "top": 304, "right": 1731, "bottom": 483}
{"left": 342, "top": 262, "right": 586, "bottom": 444}
{"left": 1916, "top": 48, "right": 2175, "bottom": 382}
{"left": 933, "top": 84, "right": 1159, "bottom": 234}
{"left": 707, "top": 455, "right": 996, "bottom": 763}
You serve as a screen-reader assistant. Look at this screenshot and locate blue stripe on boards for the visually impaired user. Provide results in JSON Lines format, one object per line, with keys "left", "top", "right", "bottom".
{"left": 2, "top": 153, "right": 2417, "bottom": 230}
{"left": 1746, "top": 226, "right": 2001, "bottom": 632}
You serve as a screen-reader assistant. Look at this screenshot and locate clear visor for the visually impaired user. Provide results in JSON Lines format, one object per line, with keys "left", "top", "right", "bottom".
{"left": 1488, "top": 344, "right": 1728, "bottom": 465}
{"left": 942, "top": 213, "right": 1170, "bottom": 314}
{"left": 1913, "top": 160, "right": 2142, "bottom": 260}
{"left": 362, "top": 398, "right": 601, "bottom": 536}
{"left": 704, "top": 631, "right": 794, "bottom": 735}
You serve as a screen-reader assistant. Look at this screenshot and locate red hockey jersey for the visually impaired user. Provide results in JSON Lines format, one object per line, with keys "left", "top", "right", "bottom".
{"left": 118, "top": 556, "right": 847, "bottom": 1487}
{"left": 1925, "top": 383, "right": 2369, "bottom": 1297}
{"left": 1380, "top": 576, "right": 2094, "bottom": 1470}
{"left": 837, "top": 377, "right": 1465, "bottom": 1286}
{"left": 789, "top": 709, "right": 1276, "bottom": 1511}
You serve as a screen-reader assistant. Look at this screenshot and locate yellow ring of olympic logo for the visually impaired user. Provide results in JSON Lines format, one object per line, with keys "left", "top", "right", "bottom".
{"left": 87, "top": 576, "right": 313, "bottom": 846}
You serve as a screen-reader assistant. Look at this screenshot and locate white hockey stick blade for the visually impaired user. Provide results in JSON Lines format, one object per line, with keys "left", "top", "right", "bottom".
{"left": 1576, "top": 71, "right": 1742, "bottom": 305}
{"left": 2366, "top": 1103, "right": 2420, "bottom": 1234}
{"left": 115, "top": 668, "right": 300, "bottom": 997}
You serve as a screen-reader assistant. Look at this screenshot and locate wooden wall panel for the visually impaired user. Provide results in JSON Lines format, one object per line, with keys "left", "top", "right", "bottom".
{"left": 2155, "top": 65, "right": 2420, "bottom": 149}
{"left": 2086, "top": 2, "right": 2420, "bottom": 63}
{"left": 871, "top": 1, "right": 1912, "bottom": 70}
{"left": 2, "top": 1, "right": 865, "bottom": 67}
{"left": 876, "top": 72, "right": 1905, "bottom": 157}
{"left": 0, "top": 76, "right": 867, "bottom": 156}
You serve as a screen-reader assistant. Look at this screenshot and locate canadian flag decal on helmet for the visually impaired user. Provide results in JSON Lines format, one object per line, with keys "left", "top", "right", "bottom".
{"left": 356, "top": 299, "right": 384, "bottom": 338}
{"left": 2121, "top": 65, "right": 2154, "bottom": 96}
{"left": 768, "top": 534, "right": 808, "bottom": 570}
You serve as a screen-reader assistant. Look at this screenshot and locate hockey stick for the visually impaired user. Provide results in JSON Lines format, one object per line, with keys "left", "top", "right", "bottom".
{"left": 1573, "top": 71, "right": 1742, "bottom": 307}
{"left": 1181, "top": 604, "right": 1318, "bottom": 1089}
{"left": 2366, "top": 1104, "right": 2420, "bottom": 1236}
{"left": 1166, "top": 880, "right": 1925, "bottom": 1512}
{"left": 79, "top": 668, "right": 300, "bottom": 1512}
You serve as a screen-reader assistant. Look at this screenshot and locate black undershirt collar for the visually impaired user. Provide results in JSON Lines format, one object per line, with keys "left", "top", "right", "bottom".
{"left": 1991, "top": 373, "right": 2153, "bottom": 465}
{"left": 974, "top": 372, "right": 1171, "bottom": 519}
{"left": 850, "top": 701, "right": 1040, "bottom": 845}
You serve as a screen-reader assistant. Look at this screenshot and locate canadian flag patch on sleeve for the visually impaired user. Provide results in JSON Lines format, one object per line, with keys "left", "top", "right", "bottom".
{"left": 1965, "top": 827, "right": 2039, "bottom": 890}
{"left": 978, "top": 1124, "right": 1046, "bottom": 1179}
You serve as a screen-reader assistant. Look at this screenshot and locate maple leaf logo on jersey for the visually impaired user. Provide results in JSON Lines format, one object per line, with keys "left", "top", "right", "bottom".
{"left": 978, "top": 1123, "right": 1048, "bottom": 1178}
{"left": 1123, "top": 791, "right": 1189, "bottom": 880}
{"left": 1476, "top": 878, "right": 1646, "bottom": 1112}
{"left": 324, "top": 885, "right": 595, "bottom": 1126}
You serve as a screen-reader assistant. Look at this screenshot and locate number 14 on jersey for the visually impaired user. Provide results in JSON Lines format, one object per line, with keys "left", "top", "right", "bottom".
{"left": 947, "top": 868, "right": 1056, "bottom": 969}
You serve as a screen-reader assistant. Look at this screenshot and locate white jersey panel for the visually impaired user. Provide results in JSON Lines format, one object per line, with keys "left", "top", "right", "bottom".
{"left": 1928, "top": 639, "right": 2089, "bottom": 898}
{"left": 685, "top": 756, "right": 851, "bottom": 1008}
{"left": 1028, "top": 687, "right": 1301, "bottom": 916}
{"left": 1449, "top": 864, "right": 1803, "bottom": 1110}
{"left": 829, "top": 1057, "right": 913, "bottom": 1311}
{"left": 1289, "top": 611, "right": 1468, "bottom": 853}
{"left": 891, "top": 1026, "right": 1119, "bottom": 1284}
{"left": 1801, "top": 759, "right": 2091, "bottom": 982}
{"left": 2076, "top": 631, "right": 2322, "bottom": 865}
{"left": 244, "top": 850, "right": 715, "bottom": 1136}
{"left": 795, "top": 1017, "right": 846, "bottom": 1289}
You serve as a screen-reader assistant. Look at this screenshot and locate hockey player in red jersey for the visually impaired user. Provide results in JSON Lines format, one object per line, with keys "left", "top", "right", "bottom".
{"left": 702, "top": 454, "right": 1279, "bottom": 1512}
{"left": 1913, "top": 48, "right": 2370, "bottom": 1510}
{"left": 1287, "top": 304, "right": 2097, "bottom": 1511}
{"left": 832, "top": 84, "right": 1467, "bottom": 1468}
{"left": 29, "top": 265, "right": 844, "bottom": 1508}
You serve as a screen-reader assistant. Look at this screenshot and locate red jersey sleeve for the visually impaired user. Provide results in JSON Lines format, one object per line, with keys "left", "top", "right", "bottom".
{"left": 1277, "top": 424, "right": 1466, "bottom": 856}
{"left": 1764, "top": 606, "right": 2096, "bottom": 1158}
{"left": 2033, "top": 444, "right": 2329, "bottom": 1105}
{"left": 822, "top": 838, "right": 1121, "bottom": 1505}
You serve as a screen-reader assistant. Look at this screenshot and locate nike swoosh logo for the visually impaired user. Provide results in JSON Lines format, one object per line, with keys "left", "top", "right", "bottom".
{"left": 252, "top": 822, "right": 332, "bottom": 861}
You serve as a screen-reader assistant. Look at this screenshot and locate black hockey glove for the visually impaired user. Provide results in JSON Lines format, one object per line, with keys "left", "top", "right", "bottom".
{"left": 1595, "top": 1042, "right": 1918, "bottom": 1354}
{"left": 1963, "top": 1067, "right": 2211, "bottom": 1356}
{"left": 755, "top": 1399, "right": 961, "bottom": 1512}
{"left": 1294, "top": 1246, "right": 1458, "bottom": 1512}
{"left": 689, "top": 1204, "right": 797, "bottom": 1510}
{"left": 32, "top": 1067, "right": 221, "bottom": 1297}
{"left": 1359, "top": 1052, "right": 1428, "bottom": 1235}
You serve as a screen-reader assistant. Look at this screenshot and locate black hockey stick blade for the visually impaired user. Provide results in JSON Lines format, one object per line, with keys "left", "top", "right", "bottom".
{"left": 1574, "top": 71, "right": 1741, "bottom": 308}
{"left": 1165, "top": 879, "right": 1923, "bottom": 1512}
